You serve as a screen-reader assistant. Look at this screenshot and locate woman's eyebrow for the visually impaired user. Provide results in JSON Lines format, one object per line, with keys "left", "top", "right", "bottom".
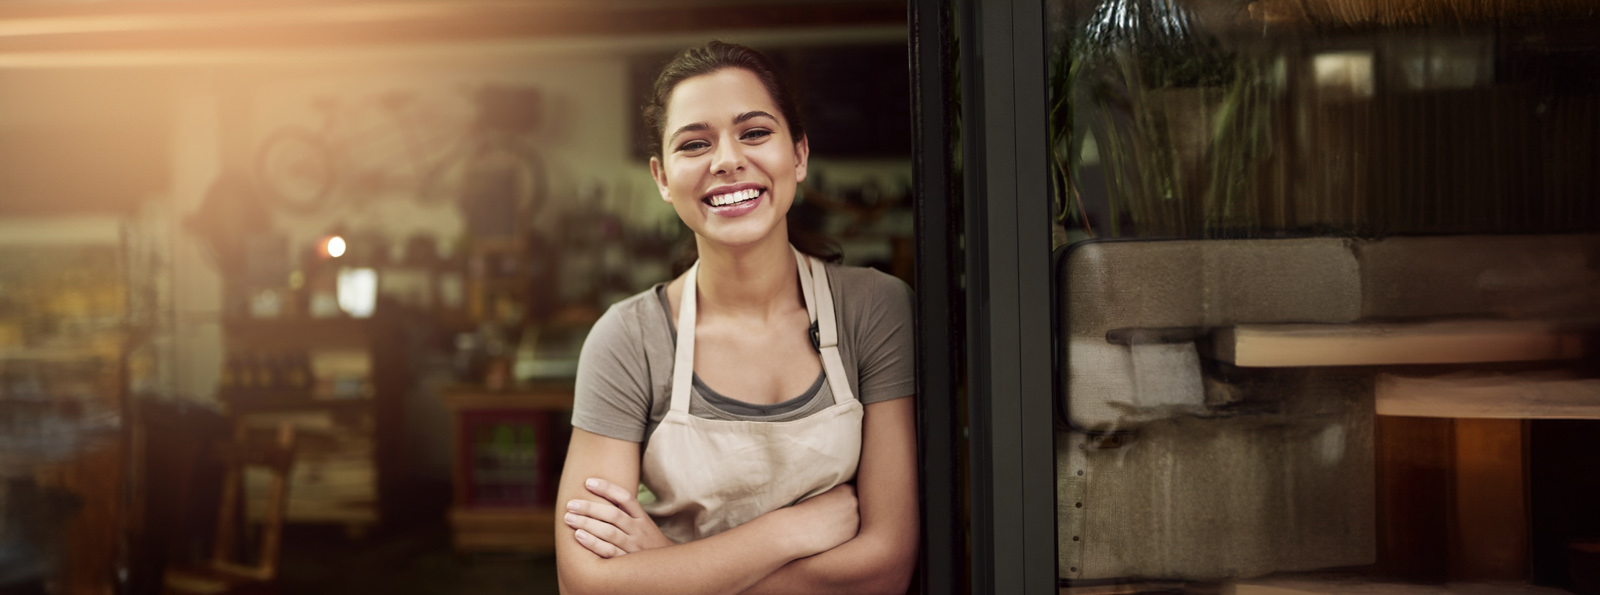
{"left": 667, "top": 111, "right": 777, "bottom": 144}
{"left": 668, "top": 122, "right": 710, "bottom": 143}
{"left": 734, "top": 110, "right": 778, "bottom": 125}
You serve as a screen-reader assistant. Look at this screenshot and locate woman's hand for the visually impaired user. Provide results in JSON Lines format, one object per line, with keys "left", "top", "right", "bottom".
{"left": 565, "top": 477, "right": 675, "bottom": 558}
{"left": 781, "top": 483, "right": 861, "bottom": 557}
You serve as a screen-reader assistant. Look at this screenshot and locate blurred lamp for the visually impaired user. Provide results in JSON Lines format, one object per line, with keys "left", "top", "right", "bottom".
{"left": 326, "top": 236, "right": 347, "bottom": 258}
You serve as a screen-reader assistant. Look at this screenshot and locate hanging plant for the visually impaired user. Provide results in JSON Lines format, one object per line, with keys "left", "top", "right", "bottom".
{"left": 1054, "top": 0, "right": 1282, "bottom": 239}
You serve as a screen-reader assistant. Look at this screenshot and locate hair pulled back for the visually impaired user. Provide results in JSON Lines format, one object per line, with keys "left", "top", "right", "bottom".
{"left": 643, "top": 40, "right": 806, "bottom": 161}
{"left": 644, "top": 40, "right": 841, "bottom": 274}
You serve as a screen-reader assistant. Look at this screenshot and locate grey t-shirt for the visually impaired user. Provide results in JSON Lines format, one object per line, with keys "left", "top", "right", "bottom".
{"left": 572, "top": 263, "right": 915, "bottom": 448}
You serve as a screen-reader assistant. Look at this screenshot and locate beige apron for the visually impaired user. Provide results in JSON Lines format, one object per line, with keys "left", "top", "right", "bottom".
{"left": 640, "top": 247, "right": 864, "bottom": 544}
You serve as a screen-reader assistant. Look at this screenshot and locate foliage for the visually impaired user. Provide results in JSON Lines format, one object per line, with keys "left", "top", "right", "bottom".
{"left": 1051, "top": 0, "right": 1281, "bottom": 239}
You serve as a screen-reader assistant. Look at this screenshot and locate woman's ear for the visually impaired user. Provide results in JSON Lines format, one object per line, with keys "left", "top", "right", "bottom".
{"left": 793, "top": 134, "right": 810, "bottom": 184}
{"left": 650, "top": 157, "right": 672, "bottom": 203}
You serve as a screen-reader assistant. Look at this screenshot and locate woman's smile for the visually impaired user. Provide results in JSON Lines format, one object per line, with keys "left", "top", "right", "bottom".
{"left": 704, "top": 183, "right": 767, "bottom": 217}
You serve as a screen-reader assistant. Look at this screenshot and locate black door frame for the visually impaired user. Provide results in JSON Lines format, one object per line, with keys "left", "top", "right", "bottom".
{"left": 909, "top": 0, "right": 967, "bottom": 592}
{"left": 911, "top": 0, "right": 1058, "bottom": 592}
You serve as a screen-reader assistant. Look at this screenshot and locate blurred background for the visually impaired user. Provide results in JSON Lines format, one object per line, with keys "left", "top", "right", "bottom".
{"left": 0, "top": 2, "right": 911, "bottom": 594}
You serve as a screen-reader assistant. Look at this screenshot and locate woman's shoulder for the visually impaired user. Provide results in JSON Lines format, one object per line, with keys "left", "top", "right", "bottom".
{"left": 588, "top": 284, "right": 670, "bottom": 343}
{"left": 821, "top": 262, "right": 914, "bottom": 323}
{"left": 823, "top": 262, "right": 913, "bottom": 301}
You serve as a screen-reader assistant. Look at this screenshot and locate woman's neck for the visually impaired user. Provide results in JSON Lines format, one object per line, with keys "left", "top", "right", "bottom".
{"left": 693, "top": 230, "right": 801, "bottom": 322}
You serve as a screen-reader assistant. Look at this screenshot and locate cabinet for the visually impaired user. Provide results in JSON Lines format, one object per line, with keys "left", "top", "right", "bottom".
{"left": 219, "top": 318, "right": 403, "bottom": 535}
{"left": 439, "top": 381, "right": 572, "bottom": 553}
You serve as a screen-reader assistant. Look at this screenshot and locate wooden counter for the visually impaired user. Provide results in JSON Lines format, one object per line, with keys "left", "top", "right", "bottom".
{"left": 439, "top": 381, "right": 573, "bottom": 554}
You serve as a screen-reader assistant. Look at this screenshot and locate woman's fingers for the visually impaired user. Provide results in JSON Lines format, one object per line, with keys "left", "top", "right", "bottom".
{"left": 565, "top": 512, "right": 631, "bottom": 551}
{"left": 573, "top": 528, "right": 627, "bottom": 559}
{"left": 572, "top": 482, "right": 675, "bottom": 552}
{"left": 568, "top": 498, "right": 633, "bottom": 529}
{"left": 584, "top": 477, "right": 646, "bottom": 518}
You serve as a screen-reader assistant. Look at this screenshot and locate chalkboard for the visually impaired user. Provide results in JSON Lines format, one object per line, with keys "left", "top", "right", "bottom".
{"left": 629, "top": 42, "right": 912, "bottom": 160}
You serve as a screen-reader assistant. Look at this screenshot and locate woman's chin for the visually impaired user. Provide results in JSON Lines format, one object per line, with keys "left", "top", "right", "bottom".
{"left": 696, "top": 220, "right": 787, "bottom": 252}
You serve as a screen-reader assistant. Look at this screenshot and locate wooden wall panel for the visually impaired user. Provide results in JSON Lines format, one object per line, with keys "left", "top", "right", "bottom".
{"left": 1375, "top": 415, "right": 1453, "bottom": 581}
{"left": 1451, "top": 418, "right": 1529, "bottom": 581}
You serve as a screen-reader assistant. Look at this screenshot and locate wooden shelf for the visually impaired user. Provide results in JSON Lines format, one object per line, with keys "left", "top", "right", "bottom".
{"left": 441, "top": 382, "right": 575, "bottom": 412}
{"left": 448, "top": 508, "right": 556, "bottom": 553}
{"left": 1214, "top": 320, "right": 1589, "bottom": 367}
{"left": 1224, "top": 575, "right": 1572, "bottom": 595}
{"left": 220, "top": 392, "right": 374, "bottom": 415}
{"left": 222, "top": 318, "right": 371, "bottom": 350}
{"left": 1377, "top": 372, "right": 1600, "bottom": 419}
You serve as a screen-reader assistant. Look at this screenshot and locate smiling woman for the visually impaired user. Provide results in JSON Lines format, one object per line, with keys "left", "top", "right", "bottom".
{"left": 554, "top": 41, "right": 918, "bottom": 595}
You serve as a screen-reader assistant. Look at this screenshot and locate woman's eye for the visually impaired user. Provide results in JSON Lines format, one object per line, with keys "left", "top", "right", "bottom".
{"left": 742, "top": 129, "right": 772, "bottom": 141}
{"left": 676, "top": 140, "right": 710, "bottom": 152}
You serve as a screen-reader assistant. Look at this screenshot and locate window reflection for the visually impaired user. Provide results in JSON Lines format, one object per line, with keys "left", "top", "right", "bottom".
{"left": 1053, "top": 1, "right": 1600, "bottom": 592}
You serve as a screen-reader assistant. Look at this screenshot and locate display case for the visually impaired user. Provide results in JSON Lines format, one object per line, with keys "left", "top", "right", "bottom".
{"left": 439, "top": 381, "right": 572, "bottom": 553}
{"left": 219, "top": 318, "right": 398, "bottom": 536}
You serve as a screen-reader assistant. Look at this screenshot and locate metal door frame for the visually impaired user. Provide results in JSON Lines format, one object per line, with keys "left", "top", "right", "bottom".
{"left": 911, "top": 0, "right": 1057, "bottom": 592}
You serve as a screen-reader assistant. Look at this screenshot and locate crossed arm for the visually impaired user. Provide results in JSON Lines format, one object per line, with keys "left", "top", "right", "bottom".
{"left": 554, "top": 396, "right": 919, "bottom": 595}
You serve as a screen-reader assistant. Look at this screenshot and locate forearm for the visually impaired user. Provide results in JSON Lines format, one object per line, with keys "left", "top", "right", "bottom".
{"left": 559, "top": 509, "right": 807, "bottom": 595}
{"left": 739, "top": 527, "right": 915, "bottom": 595}
{"left": 741, "top": 398, "right": 921, "bottom": 595}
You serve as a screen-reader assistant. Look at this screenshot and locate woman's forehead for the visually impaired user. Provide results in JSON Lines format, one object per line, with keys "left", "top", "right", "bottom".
{"left": 664, "top": 68, "right": 784, "bottom": 127}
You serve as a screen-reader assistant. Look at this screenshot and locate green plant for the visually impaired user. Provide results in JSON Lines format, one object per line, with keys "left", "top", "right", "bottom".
{"left": 1051, "top": 0, "right": 1281, "bottom": 239}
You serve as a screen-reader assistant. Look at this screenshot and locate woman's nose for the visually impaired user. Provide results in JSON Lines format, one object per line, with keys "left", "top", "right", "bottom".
{"left": 711, "top": 139, "right": 745, "bottom": 174}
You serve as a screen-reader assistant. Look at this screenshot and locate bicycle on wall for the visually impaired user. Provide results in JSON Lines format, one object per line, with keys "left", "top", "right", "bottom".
{"left": 254, "top": 91, "right": 433, "bottom": 214}
{"left": 254, "top": 85, "right": 547, "bottom": 224}
{"left": 420, "top": 85, "right": 548, "bottom": 235}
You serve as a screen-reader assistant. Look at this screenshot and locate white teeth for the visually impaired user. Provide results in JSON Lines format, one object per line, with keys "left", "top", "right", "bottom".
{"left": 709, "top": 188, "right": 760, "bottom": 206}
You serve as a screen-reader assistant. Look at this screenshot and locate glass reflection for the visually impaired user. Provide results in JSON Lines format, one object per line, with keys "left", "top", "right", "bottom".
{"left": 1052, "top": 1, "right": 1600, "bottom": 593}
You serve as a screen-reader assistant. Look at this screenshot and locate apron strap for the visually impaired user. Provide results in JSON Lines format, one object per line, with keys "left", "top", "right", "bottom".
{"left": 669, "top": 262, "right": 699, "bottom": 414}
{"left": 804, "top": 254, "right": 858, "bottom": 405}
{"left": 794, "top": 248, "right": 819, "bottom": 327}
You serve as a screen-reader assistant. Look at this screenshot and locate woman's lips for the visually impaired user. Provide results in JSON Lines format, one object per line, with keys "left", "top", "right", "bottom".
{"left": 706, "top": 190, "right": 763, "bottom": 218}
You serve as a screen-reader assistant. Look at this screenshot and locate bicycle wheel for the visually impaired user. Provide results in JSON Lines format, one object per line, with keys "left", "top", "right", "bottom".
{"left": 422, "top": 133, "right": 546, "bottom": 218}
{"left": 255, "top": 127, "right": 337, "bottom": 214}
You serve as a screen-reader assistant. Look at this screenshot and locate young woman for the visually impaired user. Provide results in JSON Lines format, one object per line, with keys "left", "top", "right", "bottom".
{"left": 554, "top": 41, "right": 918, "bottom": 595}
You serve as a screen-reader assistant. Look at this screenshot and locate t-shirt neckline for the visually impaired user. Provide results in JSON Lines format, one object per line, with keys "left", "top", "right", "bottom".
{"left": 654, "top": 283, "right": 827, "bottom": 413}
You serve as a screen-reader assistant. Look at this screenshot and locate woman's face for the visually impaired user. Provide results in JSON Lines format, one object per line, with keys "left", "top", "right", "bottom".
{"left": 650, "top": 67, "right": 808, "bottom": 252}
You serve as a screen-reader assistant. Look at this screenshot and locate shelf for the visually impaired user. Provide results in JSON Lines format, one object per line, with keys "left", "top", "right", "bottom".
{"left": 222, "top": 318, "right": 371, "bottom": 350}
{"left": 1213, "top": 320, "right": 1588, "bottom": 367}
{"left": 220, "top": 392, "right": 374, "bottom": 415}
{"left": 1224, "top": 575, "right": 1572, "bottom": 595}
{"left": 441, "top": 382, "right": 574, "bottom": 412}
{"left": 448, "top": 507, "right": 556, "bottom": 553}
{"left": 1377, "top": 372, "right": 1600, "bottom": 419}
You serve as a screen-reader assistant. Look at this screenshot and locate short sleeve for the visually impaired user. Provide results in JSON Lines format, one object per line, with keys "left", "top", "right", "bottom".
{"left": 571, "top": 303, "right": 653, "bottom": 442}
{"left": 852, "top": 271, "right": 916, "bottom": 404}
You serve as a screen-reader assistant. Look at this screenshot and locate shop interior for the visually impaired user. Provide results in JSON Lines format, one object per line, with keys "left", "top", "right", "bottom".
{"left": 0, "top": 2, "right": 911, "bottom": 594}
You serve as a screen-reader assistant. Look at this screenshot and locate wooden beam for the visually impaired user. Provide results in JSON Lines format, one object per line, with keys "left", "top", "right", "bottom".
{"left": 1214, "top": 321, "right": 1588, "bottom": 368}
{"left": 0, "top": 0, "right": 905, "bottom": 54}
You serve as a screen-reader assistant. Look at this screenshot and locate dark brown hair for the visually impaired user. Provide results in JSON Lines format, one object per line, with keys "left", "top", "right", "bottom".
{"left": 644, "top": 40, "right": 841, "bottom": 274}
